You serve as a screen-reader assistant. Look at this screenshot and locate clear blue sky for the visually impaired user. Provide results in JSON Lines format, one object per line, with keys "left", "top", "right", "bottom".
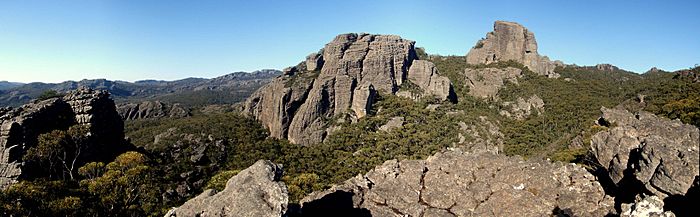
{"left": 1, "top": 0, "right": 698, "bottom": 83}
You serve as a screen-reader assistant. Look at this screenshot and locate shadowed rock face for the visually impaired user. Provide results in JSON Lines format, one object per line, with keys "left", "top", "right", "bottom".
{"left": 244, "top": 33, "right": 455, "bottom": 145}
{"left": 466, "top": 21, "right": 562, "bottom": 78}
{"left": 117, "top": 100, "right": 190, "bottom": 120}
{"left": 590, "top": 107, "right": 699, "bottom": 201}
{"left": 0, "top": 87, "right": 126, "bottom": 189}
{"left": 165, "top": 160, "right": 288, "bottom": 217}
{"left": 300, "top": 149, "right": 615, "bottom": 217}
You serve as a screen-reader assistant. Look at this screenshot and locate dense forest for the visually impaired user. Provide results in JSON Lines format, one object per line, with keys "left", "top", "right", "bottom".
{"left": 1, "top": 59, "right": 698, "bottom": 216}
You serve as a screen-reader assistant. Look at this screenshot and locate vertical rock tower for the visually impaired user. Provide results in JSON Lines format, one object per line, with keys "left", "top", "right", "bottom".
{"left": 244, "top": 33, "right": 455, "bottom": 145}
{"left": 466, "top": 21, "right": 562, "bottom": 78}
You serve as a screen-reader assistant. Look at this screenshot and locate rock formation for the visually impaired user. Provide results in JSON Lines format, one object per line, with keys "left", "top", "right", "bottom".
{"left": 499, "top": 95, "right": 545, "bottom": 120}
{"left": 117, "top": 100, "right": 190, "bottom": 120}
{"left": 300, "top": 149, "right": 615, "bottom": 216}
{"left": 455, "top": 116, "right": 504, "bottom": 154}
{"left": 0, "top": 87, "right": 126, "bottom": 189}
{"left": 621, "top": 195, "right": 675, "bottom": 217}
{"left": 245, "top": 33, "right": 455, "bottom": 145}
{"left": 466, "top": 21, "right": 562, "bottom": 78}
{"left": 165, "top": 160, "right": 288, "bottom": 217}
{"left": 590, "top": 107, "right": 699, "bottom": 200}
{"left": 378, "top": 116, "right": 404, "bottom": 132}
{"left": 595, "top": 64, "right": 621, "bottom": 72}
{"left": 464, "top": 67, "right": 522, "bottom": 99}
{"left": 399, "top": 60, "right": 456, "bottom": 102}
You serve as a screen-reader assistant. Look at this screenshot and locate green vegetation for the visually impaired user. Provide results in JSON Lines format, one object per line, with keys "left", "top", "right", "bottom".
{"left": 37, "top": 90, "right": 63, "bottom": 100}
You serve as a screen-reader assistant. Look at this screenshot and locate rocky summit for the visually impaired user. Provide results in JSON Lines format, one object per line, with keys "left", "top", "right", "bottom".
{"left": 466, "top": 21, "right": 562, "bottom": 78}
{"left": 0, "top": 87, "right": 127, "bottom": 189}
{"left": 244, "top": 33, "right": 456, "bottom": 145}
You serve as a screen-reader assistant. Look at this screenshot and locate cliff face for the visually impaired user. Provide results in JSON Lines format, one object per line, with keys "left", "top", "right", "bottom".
{"left": 466, "top": 21, "right": 562, "bottom": 78}
{"left": 244, "top": 33, "right": 455, "bottom": 145}
{"left": 0, "top": 87, "right": 126, "bottom": 189}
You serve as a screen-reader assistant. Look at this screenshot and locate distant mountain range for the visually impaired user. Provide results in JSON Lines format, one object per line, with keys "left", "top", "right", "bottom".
{"left": 0, "top": 81, "right": 24, "bottom": 90}
{"left": 0, "top": 69, "right": 281, "bottom": 107}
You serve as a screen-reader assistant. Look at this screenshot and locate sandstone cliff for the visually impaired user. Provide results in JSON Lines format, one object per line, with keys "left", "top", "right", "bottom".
{"left": 244, "top": 33, "right": 456, "bottom": 145}
{"left": 0, "top": 87, "right": 126, "bottom": 189}
{"left": 117, "top": 100, "right": 190, "bottom": 120}
{"left": 466, "top": 21, "right": 562, "bottom": 78}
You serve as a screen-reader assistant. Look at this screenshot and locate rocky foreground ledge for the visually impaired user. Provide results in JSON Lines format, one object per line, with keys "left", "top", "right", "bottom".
{"left": 167, "top": 107, "right": 698, "bottom": 217}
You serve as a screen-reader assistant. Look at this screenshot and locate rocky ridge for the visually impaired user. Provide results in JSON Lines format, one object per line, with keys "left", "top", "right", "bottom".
{"left": 0, "top": 87, "right": 126, "bottom": 189}
{"left": 466, "top": 21, "right": 563, "bottom": 78}
{"left": 117, "top": 100, "right": 190, "bottom": 120}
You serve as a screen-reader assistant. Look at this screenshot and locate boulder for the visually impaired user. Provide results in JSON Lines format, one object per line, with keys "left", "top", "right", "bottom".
{"left": 300, "top": 149, "right": 615, "bottom": 216}
{"left": 466, "top": 21, "right": 561, "bottom": 78}
{"left": 378, "top": 116, "right": 404, "bottom": 132}
{"left": 595, "top": 64, "right": 621, "bottom": 72}
{"left": 464, "top": 67, "right": 522, "bottom": 99}
{"left": 165, "top": 160, "right": 288, "bottom": 217}
{"left": 405, "top": 60, "right": 456, "bottom": 101}
{"left": 621, "top": 195, "right": 675, "bottom": 217}
{"left": 590, "top": 107, "right": 699, "bottom": 200}
{"left": 499, "top": 95, "right": 545, "bottom": 120}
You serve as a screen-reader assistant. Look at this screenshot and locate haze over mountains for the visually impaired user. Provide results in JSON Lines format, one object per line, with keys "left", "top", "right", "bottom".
{"left": 0, "top": 69, "right": 281, "bottom": 107}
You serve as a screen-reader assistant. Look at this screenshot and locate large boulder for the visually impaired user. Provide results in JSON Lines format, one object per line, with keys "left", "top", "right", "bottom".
{"left": 300, "top": 149, "right": 615, "bottom": 216}
{"left": 246, "top": 33, "right": 458, "bottom": 145}
{"left": 165, "top": 160, "right": 288, "bottom": 217}
{"left": 403, "top": 60, "right": 456, "bottom": 102}
{"left": 466, "top": 21, "right": 561, "bottom": 78}
{"left": 0, "top": 87, "right": 126, "bottom": 189}
{"left": 590, "top": 107, "right": 699, "bottom": 200}
{"left": 499, "top": 95, "right": 545, "bottom": 120}
{"left": 464, "top": 67, "right": 522, "bottom": 99}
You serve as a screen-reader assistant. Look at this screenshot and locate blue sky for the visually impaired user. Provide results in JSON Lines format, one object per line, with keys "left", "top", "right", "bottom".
{"left": 1, "top": 0, "right": 698, "bottom": 83}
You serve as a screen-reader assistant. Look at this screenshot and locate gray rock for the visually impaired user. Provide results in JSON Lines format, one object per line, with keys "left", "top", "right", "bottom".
{"left": 379, "top": 116, "right": 404, "bottom": 132}
{"left": 464, "top": 67, "right": 522, "bottom": 99}
{"left": 117, "top": 100, "right": 190, "bottom": 120}
{"left": 305, "top": 52, "right": 324, "bottom": 71}
{"left": 166, "top": 160, "right": 288, "bottom": 217}
{"left": 590, "top": 107, "right": 699, "bottom": 200}
{"left": 1, "top": 87, "right": 125, "bottom": 189}
{"left": 245, "top": 33, "right": 418, "bottom": 145}
{"left": 455, "top": 116, "right": 503, "bottom": 154}
{"left": 595, "top": 64, "right": 620, "bottom": 72}
{"left": 300, "top": 149, "right": 615, "bottom": 216}
{"left": 466, "top": 21, "right": 562, "bottom": 78}
{"left": 621, "top": 195, "right": 675, "bottom": 217}
{"left": 405, "top": 60, "right": 456, "bottom": 101}
{"left": 499, "top": 95, "right": 545, "bottom": 120}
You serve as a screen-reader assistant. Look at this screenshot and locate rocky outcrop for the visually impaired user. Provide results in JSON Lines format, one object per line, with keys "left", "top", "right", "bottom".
{"left": 621, "top": 195, "right": 675, "bottom": 217}
{"left": 466, "top": 21, "right": 561, "bottom": 78}
{"left": 117, "top": 101, "right": 190, "bottom": 120}
{"left": 378, "top": 116, "right": 404, "bottom": 132}
{"left": 401, "top": 60, "right": 456, "bottom": 101}
{"left": 165, "top": 160, "right": 288, "bottom": 217}
{"left": 499, "top": 95, "right": 545, "bottom": 120}
{"left": 590, "top": 107, "right": 699, "bottom": 200}
{"left": 464, "top": 67, "right": 522, "bottom": 99}
{"left": 595, "top": 64, "right": 621, "bottom": 72}
{"left": 456, "top": 116, "right": 504, "bottom": 154}
{"left": 246, "top": 33, "right": 456, "bottom": 145}
{"left": 0, "top": 87, "right": 126, "bottom": 189}
{"left": 300, "top": 149, "right": 615, "bottom": 216}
